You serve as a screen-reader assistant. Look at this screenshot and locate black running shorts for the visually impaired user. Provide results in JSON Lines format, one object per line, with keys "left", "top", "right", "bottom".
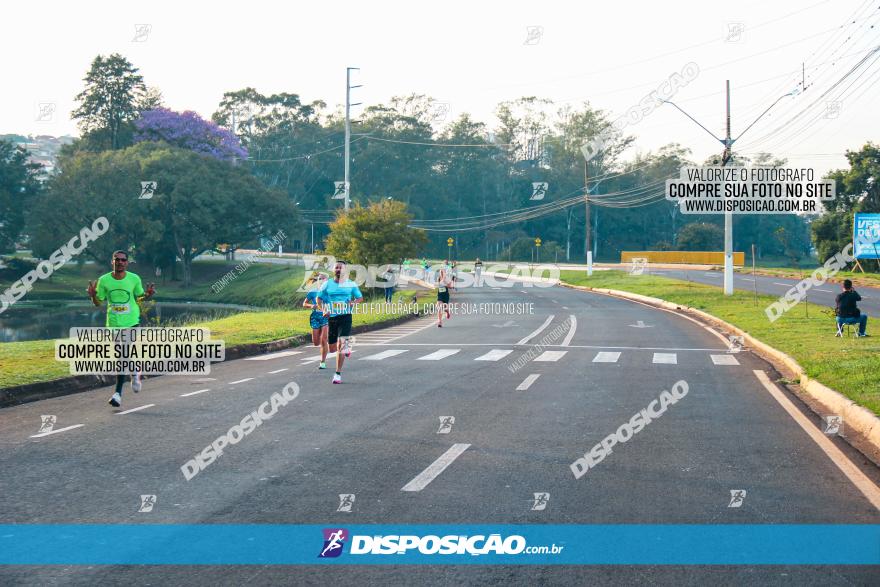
{"left": 328, "top": 314, "right": 353, "bottom": 344}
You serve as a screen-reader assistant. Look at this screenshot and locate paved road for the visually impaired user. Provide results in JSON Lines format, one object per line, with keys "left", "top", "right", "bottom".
{"left": 651, "top": 267, "right": 880, "bottom": 317}
{"left": 2, "top": 279, "right": 879, "bottom": 585}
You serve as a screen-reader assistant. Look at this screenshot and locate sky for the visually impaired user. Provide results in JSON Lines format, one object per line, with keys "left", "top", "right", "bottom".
{"left": 2, "top": 0, "right": 878, "bottom": 176}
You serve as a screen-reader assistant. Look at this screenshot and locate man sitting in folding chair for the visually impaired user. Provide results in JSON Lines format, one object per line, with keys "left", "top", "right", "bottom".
{"left": 835, "top": 279, "right": 869, "bottom": 337}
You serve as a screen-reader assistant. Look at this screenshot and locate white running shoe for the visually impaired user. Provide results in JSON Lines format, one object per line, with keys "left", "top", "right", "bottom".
{"left": 332, "top": 373, "right": 342, "bottom": 384}
{"left": 131, "top": 374, "right": 142, "bottom": 393}
{"left": 108, "top": 392, "right": 122, "bottom": 407}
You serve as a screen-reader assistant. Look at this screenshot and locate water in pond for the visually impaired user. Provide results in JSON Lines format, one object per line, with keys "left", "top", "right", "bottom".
{"left": 0, "top": 302, "right": 253, "bottom": 343}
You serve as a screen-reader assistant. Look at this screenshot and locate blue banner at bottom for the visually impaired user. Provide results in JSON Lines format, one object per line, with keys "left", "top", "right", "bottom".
{"left": 0, "top": 525, "right": 878, "bottom": 565}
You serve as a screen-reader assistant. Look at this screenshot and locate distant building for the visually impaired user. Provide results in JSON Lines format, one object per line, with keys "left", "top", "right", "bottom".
{"left": 0, "top": 133, "right": 75, "bottom": 181}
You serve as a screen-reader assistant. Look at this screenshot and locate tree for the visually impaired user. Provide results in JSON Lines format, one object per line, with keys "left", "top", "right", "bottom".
{"left": 812, "top": 143, "right": 880, "bottom": 268}
{"left": 30, "top": 142, "right": 297, "bottom": 286}
{"left": 134, "top": 108, "right": 247, "bottom": 161}
{"left": 72, "top": 54, "right": 147, "bottom": 150}
{"left": 675, "top": 222, "right": 724, "bottom": 251}
{"left": 0, "top": 140, "right": 42, "bottom": 253}
{"left": 324, "top": 200, "right": 427, "bottom": 267}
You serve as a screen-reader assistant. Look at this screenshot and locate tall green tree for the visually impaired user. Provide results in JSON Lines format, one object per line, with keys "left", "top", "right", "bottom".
{"left": 325, "top": 200, "right": 427, "bottom": 267}
{"left": 0, "top": 140, "right": 42, "bottom": 253}
{"left": 31, "top": 142, "right": 298, "bottom": 286}
{"left": 72, "top": 54, "right": 148, "bottom": 150}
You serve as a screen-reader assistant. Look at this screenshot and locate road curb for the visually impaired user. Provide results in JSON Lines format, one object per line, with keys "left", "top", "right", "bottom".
{"left": 0, "top": 311, "right": 424, "bottom": 409}
{"left": 559, "top": 281, "right": 880, "bottom": 452}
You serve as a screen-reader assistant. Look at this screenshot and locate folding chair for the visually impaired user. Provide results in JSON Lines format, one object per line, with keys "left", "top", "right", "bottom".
{"left": 836, "top": 320, "right": 857, "bottom": 338}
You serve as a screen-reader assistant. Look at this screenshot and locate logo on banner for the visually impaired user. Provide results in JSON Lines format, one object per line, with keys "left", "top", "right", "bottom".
{"left": 319, "top": 528, "right": 349, "bottom": 558}
{"left": 530, "top": 182, "right": 548, "bottom": 200}
{"left": 332, "top": 181, "right": 349, "bottom": 200}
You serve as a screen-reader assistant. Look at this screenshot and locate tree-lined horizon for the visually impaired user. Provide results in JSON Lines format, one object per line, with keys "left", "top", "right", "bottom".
{"left": 4, "top": 53, "right": 877, "bottom": 271}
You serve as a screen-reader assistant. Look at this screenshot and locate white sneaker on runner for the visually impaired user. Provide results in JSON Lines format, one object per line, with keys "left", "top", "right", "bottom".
{"left": 332, "top": 373, "right": 342, "bottom": 384}
{"left": 131, "top": 374, "right": 142, "bottom": 393}
{"left": 108, "top": 392, "right": 122, "bottom": 407}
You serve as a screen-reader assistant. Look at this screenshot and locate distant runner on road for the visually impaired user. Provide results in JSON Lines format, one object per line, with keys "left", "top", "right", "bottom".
{"left": 303, "top": 272, "right": 330, "bottom": 369}
{"left": 474, "top": 258, "right": 483, "bottom": 286}
{"left": 87, "top": 250, "right": 155, "bottom": 407}
{"left": 436, "top": 267, "right": 452, "bottom": 327}
{"left": 318, "top": 261, "right": 364, "bottom": 384}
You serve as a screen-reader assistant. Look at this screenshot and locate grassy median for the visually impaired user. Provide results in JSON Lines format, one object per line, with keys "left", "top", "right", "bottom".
{"left": 560, "top": 270, "right": 880, "bottom": 415}
{"left": 0, "top": 290, "right": 425, "bottom": 389}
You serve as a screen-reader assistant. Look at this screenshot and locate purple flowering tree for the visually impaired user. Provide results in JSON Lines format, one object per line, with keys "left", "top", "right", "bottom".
{"left": 134, "top": 108, "right": 247, "bottom": 161}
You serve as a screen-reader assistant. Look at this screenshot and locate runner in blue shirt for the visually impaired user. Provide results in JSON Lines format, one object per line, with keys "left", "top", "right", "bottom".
{"left": 302, "top": 272, "right": 329, "bottom": 369}
{"left": 318, "top": 261, "right": 364, "bottom": 384}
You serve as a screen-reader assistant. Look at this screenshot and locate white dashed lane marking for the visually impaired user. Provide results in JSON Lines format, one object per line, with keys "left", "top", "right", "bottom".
{"left": 245, "top": 350, "right": 302, "bottom": 361}
{"left": 268, "top": 368, "right": 289, "bottom": 374}
{"left": 516, "top": 374, "right": 540, "bottom": 390}
{"left": 592, "top": 352, "right": 621, "bottom": 363}
{"left": 29, "top": 425, "right": 84, "bottom": 438}
{"left": 417, "top": 349, "right": 461, "bottom": 361}
{"left": 711, "top": 354, "right": 740, "bottom": 366}
{"left": 116, "top": 404, "right": 155, "bottom": 415}
{"left": 229, "top": 378, "right": 254, "bottom": 385}
{"left": 361, "top": 350, "right": 409, "bottom": 361}
{"left": 475, "top": 349, "right": 514, "bottom": 361}
{"left": 534, "top": 350, "right": 567, "bottom": 362}
{"left": 652, "top": 353, "right": 678, "bottom": 365}
{"left": 180, "top": 389, "right": 210, "bottom": 397}
{"left": 401, "top": 443, "right": 471, "bottom": 492}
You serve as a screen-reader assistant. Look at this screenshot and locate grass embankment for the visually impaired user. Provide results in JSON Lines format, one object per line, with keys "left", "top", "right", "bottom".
{"left": 733, "top": 265, "right": 880, "bottom": 287}
{"left": 0, "top": 289, "right": 427, "bottom": 389}
{"left": 560, "top": 270, "right": 880, "bottom": 415}
{"left": 1, "top": 255, "right": 427, "bottom": 388}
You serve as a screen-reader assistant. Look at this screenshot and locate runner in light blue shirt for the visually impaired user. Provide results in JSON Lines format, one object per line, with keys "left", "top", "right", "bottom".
{"left": 317, "top": 261, "right": 364, "bottom": 384}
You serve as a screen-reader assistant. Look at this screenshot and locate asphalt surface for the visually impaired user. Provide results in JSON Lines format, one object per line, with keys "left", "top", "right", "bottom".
{"left": 2, "top": 278, "right": 879, "bottom": 585}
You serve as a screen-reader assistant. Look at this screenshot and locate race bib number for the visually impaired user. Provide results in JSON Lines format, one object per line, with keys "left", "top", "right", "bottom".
{"left": 438, "top": 286, "right": 447, "bottom": 293}
{"left": 110, "top": 302, "right": 131, "bottom": 315}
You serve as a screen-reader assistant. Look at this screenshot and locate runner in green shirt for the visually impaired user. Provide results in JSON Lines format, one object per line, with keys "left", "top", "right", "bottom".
{"left": 87, "top": 250, "right": 155, "bottom": 407}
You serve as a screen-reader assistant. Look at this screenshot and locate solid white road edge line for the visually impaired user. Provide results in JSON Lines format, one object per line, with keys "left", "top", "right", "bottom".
{"left": 752, "top": 370, "right": 880, "bottom": 511}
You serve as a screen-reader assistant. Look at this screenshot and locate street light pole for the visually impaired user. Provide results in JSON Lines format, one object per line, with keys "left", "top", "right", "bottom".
{"left": 723, "top": 80, "right": 733, "bottom": 296}
{"left": 661, "top": 83, "right": 795, "bottom": 296}
{"left": 344, "top": 67, "right": 361, "bottom": 211}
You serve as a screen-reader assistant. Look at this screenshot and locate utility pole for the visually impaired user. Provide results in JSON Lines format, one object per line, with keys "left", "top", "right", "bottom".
{"left": 584, "top": 161, "right": 592, "bottom": 276}
{"left": 661, "top": 82, "right": 795, "bottom": 296}
{"left": 344, "top": 67, "right": 361, "bottom": 211}
{"left": 723, "top": 80, "right": 734, "bottom": 296}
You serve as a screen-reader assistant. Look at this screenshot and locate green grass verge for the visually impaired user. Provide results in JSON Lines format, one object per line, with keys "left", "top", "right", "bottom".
{"left": 560, "top": 270, "right": 880, "bottom": 415}
{"left": 0, "top": 290, "right": 426, "bottom": 389}
{"left": 735, "top": 265, "right": 880, "bottom": 287}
